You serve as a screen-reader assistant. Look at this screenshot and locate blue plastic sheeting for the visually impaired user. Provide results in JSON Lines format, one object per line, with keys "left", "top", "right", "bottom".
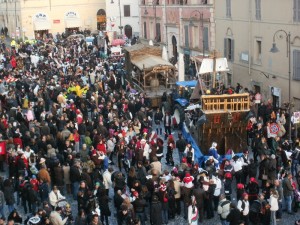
{"left": 176, "top": 80, "right": 197, "bottom": 88}
{"left": 200, "top": 153, "right": 244, "bottom": 166}
{"left": 181, "top": 122, "right": 243, "bottom": 166}
{"left": 181, "top": 123, "right": 203, "bottom": 164}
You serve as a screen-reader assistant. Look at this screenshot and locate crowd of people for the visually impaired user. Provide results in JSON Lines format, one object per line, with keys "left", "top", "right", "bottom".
{"left": 0, "top": 31, "right": 299, "bottom": 225}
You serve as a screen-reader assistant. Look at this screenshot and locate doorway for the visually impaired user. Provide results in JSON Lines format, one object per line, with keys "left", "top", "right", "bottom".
{"left": 172, "top": 35, "right": 178, "bottom": 62}
{"left": 124, "top": 25, "right": 132, "bottom": 39}
{"left": 97, "top": 9, "right": 106, "bottom": 31}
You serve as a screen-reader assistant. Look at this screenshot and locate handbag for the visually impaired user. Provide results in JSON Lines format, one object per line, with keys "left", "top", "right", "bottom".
{"left": 262, "top": 170, "right": 268, "bottom": 180}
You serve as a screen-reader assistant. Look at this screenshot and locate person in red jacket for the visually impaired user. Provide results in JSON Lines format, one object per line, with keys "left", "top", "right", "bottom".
{"left": 73, "top": 129, "right": 80, "bottom": 153}
{"left": 10, "top": 56, "right": 16, "bottom": 69}
{"left": 96, "top": 138, "right": 106, "bottom": 154}
{"left": 30, "top": 175, "right": 39, "bottom": 192}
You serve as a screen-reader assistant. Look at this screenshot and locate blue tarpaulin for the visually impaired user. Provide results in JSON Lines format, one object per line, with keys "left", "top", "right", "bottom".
{"left": 181, "top": 122, "right": 243, "bottom": 166}
{"left": 176, "top": 80, "right": 197, "bottom": 88}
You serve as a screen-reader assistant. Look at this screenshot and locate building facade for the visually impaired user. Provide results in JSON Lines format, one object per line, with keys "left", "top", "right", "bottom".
{"left": 139, "top": 0, "right": 215, "bottom": 62}
{"left": 215, "top": 0, "right": 300, "bottom": 110}
{"left": 0, "top": 0, "right": 106, "bottom": 39}
{"left": 105, "top": 0, "right": 140, "bottom": 39}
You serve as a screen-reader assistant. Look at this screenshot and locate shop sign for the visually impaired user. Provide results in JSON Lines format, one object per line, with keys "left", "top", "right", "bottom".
{"left": 34, "top": 13, "right": 48, "bottom": 20}
{"left": 294, "top": 111, "right": 300, "bottom": 124}
{"left": 53, "top": 20, "right": 60, "bottom": 24}
{"left": 66, "top": 11, "right": 78, "bottom": 18}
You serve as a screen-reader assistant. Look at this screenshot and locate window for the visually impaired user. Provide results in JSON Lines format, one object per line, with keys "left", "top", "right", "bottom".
{"left": 255, "top": 40, "right": 262, "bottom": 63}
{"left": 227, "top": 73, "right": 232, "bottom": 87}
{"left": 203, "top": 27, "right": 209, "bottom": 52}
{"left": 124, "top": 5, "right": 130, "bottom": 17}
{"left": 294, "top": 0, "right": 300, "bottom": 22}
{"left": 255, "top": 0, "right": 261, "bottom": 20}
{"left": 224, "top": 38, "right": 234, "bottom": 62}
{"left": 144, "top": 22, "right": 147, "bottom": 39}
{"left": 293, "top": 49, "right": 300, "bottom": 80}
{"left": 155, "top": 23, "right": 161, "bottom": 42}
{"left": 184, "top": 25, "right": 189, "bottom": 47}
{"left": 193, "top": 26, "right": 199, "bottom": 48}
{"left": 226, "top": 0, "right": 231, "bottom": 18}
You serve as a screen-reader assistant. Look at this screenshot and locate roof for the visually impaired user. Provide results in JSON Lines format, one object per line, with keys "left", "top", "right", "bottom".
{"left": 131, "top": 54, "right": 174, "bottom": 71}
{"left": 176, "top": 80, "right": 197, "bottom": 87}
{"left": 123, "top": 43, "right": 160, "bottom": 53}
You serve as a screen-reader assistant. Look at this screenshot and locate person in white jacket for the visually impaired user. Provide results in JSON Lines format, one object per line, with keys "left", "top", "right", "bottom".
{"left": 49, "top": 186, "right": 65, "bottom": 207}
{"left": 103, "top": 167, "right": 114, "bottom": 196}
{"left": 270, "top": 189, "right": 279, "bottom": 225}
{"left": 188, "top": 195, "right": 199, "bottom": 225}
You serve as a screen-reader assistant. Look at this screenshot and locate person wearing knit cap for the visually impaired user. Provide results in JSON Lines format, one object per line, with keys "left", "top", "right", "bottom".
{"left": 183, "top": 173, "right": 194, "bottom": 189}
{"left": 247, "top": 177, "right": 259, "bottom": 204}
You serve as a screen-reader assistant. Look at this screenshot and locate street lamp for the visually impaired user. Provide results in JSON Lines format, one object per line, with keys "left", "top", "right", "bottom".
{"left": 270, "top": 30, "right": 292, "bottom": 143}
{"left": 189, "top": 10, "right": 205, "bottom": 56}
{"left": 111, "top": 0, "right": 123, "bottom": 35}
{"left": 144, "top": 0, "right": 158, "bottom": 42}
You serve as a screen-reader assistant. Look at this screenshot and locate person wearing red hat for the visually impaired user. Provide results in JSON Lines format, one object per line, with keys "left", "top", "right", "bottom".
{"left": 158, "top": 182, "right": 169, "bottom": 224}
{"left": 237, "top": 193, "right": 250, "bottom": 225}
{"left": 246, "top": 177, "right": 259, "bottom": 204}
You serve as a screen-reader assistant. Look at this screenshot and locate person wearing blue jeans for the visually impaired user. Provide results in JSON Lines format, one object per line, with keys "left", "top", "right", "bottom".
{"left": 132, "top": 192, "right": 147, "bottom": 225}
{"left": 282, "top": 173, "right": 294, "bottom": 214}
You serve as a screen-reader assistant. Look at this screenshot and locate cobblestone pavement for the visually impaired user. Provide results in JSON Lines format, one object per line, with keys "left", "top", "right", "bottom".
{"left": 3, "top": 126, "right": 300, "bottom": 224}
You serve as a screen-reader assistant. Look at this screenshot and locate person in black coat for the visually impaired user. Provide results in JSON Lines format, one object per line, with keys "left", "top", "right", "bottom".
{"left": 8, "top": 209, "right": 23, "bottom": 224}
{"left": 259, "top": 154, "right": 270, "bottom": 188}
{"left": 53, "top": 162, "right": 64, "bottom": 194}
{"left": 98, "top": 186, "right": 111, "bottom": 225}
{"left": 150, "top": 194, "right": 162, "bottom": 225}
{"left": 193, "top": 182, "right": 205, "bottom": 223}
{"left": 226, "top": 203, "right": 242, "bottom": 225}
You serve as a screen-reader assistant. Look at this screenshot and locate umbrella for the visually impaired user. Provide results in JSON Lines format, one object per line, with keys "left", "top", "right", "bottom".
{"left": 91, "top": 30, "right": 99, "bottom": 35}
{"left": 162, "top": 46, "right": 168, "bottom": 61}
{"left": 178, "top": 53, "right": 185, "bottom": 81}
{"left": 111, "top": 39, "right": 125, "bottom": 46}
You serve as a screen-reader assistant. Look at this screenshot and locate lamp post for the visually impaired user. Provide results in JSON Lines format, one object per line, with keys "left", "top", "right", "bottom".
{"left": 189, "top": 10, "right": 205, "bottom": 56}
{"left": 270, "top": 30, "right": 292, "bottom": 144}
{"left": 144, "top": 0, "right": 157, "bottom": 42}
{"left": 111, "top": 0, "right": 123, "bottom": 35}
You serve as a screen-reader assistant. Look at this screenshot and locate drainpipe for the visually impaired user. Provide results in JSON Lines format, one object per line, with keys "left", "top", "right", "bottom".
{"left": 164, "top": 0, "right": 168, "bottom": 52}
{"left": 248, "top": 0, "right": 251, "bottom": 76}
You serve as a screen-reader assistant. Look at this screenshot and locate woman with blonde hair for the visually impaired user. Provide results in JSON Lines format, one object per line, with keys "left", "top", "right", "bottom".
{"left": 270, "top": 189, "right": 279, "bottom": 225}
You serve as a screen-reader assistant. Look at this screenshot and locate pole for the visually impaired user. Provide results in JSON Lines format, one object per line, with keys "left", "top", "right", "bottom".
{"left": 119, "top": 0, "right": 122, "bottom": 34}
{"left": 154, "top": 1, "right": 156, "bottom": 41}
{"left": 288, "top": 32, "right": 292, "bottom": 143}
{"left": 201, "top": 13, "right": 204, "bottom": 56}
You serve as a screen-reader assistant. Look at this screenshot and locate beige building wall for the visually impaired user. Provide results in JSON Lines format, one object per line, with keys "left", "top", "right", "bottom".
{"left": 0, "top": 0, "right": 106, "bottom": 39}
{"left": 215, "top": 0, "right": 300, "bottom": 111}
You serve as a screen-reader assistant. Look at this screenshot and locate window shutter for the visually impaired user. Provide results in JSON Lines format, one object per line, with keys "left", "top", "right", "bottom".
{"left": 224, "top": 38, "right": 228, "bottom": 58}
{"left": 297, "top": 0, "right": 300, "bottom": 22}
{"left": 294, "top": 0, "right": 296, "bottom": 21}
{"left": 230, "top": 39, "right": 234, "bottom": 62}
{"left": 203, "top": 27, "right": 209, "bottom": 51}
{"left": 293, "top": 50, "right": 300, "bottom": 80}
{"left": 144, "top": 22, "right": 147, "bottom": 39}
{"left": 156, "top": 23, "right": 161, "bottom": 42}
{"left": 124, "top": 5, "right": 130, "bottom": 17}
{"left": 184, "top": 25, "right": 189, "bottom": 47}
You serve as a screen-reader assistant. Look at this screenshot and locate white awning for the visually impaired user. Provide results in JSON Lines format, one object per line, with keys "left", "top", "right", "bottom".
{"left": 131, "top": 55, "right": 174, "bottom": 71}
{"left": 33, "top": 20, "right": 51, "bottom": 31}
{"left": 65, "top": 18, "right": 82, "bottom": 28}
